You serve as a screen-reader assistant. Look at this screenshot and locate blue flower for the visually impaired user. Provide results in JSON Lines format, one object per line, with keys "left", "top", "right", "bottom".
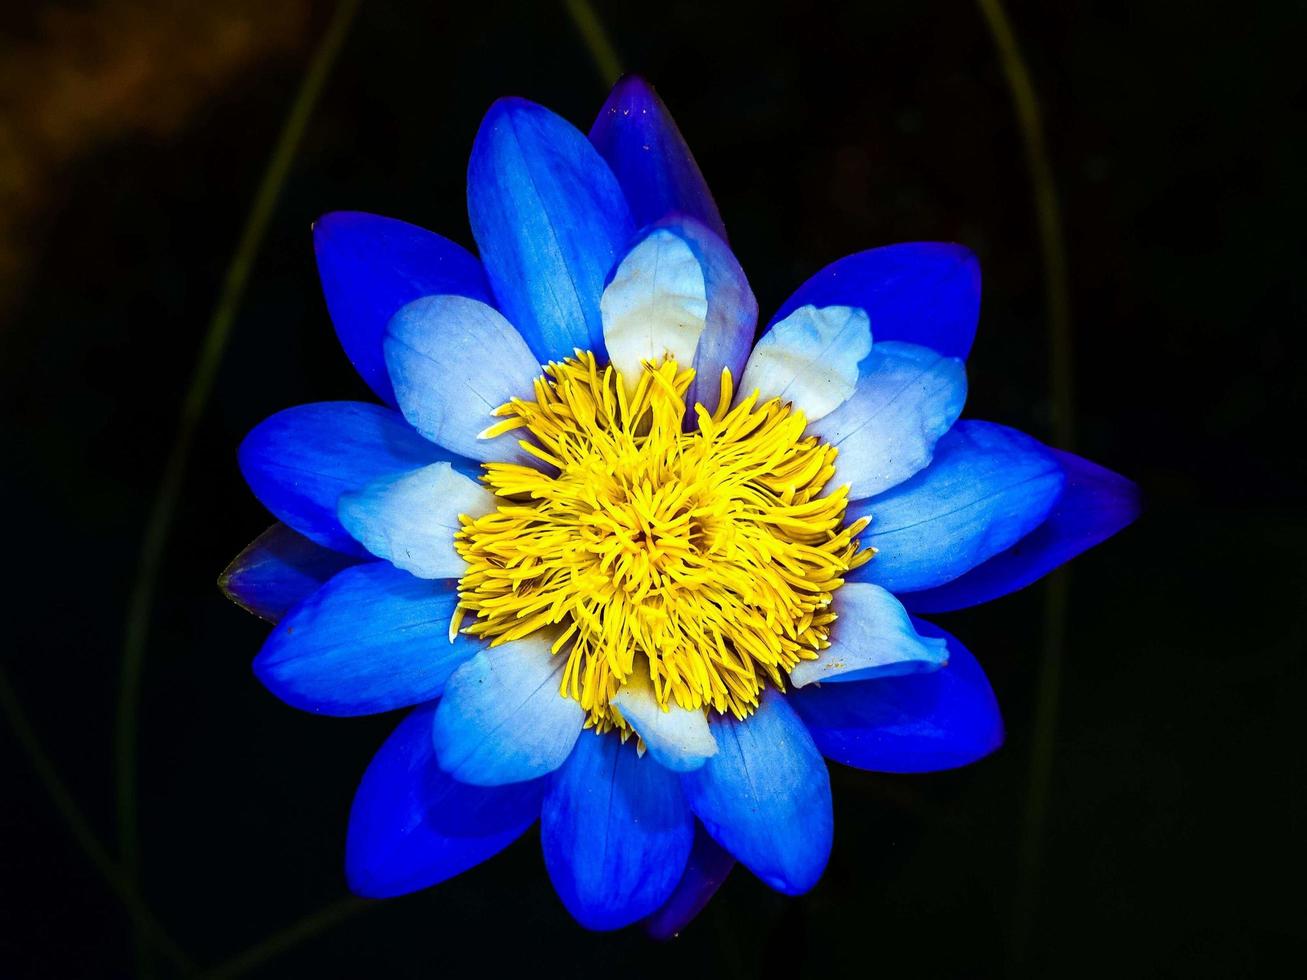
{"left": 222, "top": 76, "right": 1138, "bottom": 935}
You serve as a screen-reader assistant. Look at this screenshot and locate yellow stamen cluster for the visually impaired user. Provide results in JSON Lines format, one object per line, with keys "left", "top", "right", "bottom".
{"left": 453, "top": 351, "right": 871, "bottom": 731}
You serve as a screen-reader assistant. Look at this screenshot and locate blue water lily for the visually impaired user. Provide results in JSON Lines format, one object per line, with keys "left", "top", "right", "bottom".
{"left": 222, "top": 76, "right": 1138, "bottom": 935}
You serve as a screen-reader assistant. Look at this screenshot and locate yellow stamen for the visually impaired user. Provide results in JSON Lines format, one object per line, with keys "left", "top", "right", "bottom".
{"left": 454, "top": 352, "right": 872, "bottom": 732}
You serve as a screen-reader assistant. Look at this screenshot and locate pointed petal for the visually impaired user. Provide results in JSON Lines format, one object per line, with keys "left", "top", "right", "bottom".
{"left": 903, "top": 450, "right": 1141, "bottom": 612}
{"left": 643, "top": 824, "right": 736, "bottom": 940}
{"left": 238, "top": 402, "right": 455, "bottom": 555}
{"left": 254, "top": 563, "right": 474, "bottom": 716}
{"left": 313, "top": 212, "right": 493, "bottom": 405}
{"left": 792, "top": 618, "right": 1004, "bottom": 773}
{"left": 384, "top": 295, "right": 541, "bottom": 462}
{"left": 467, "top": 97, "right": 634, "bottom": 361}
{"left": 542, "top": 733, "right": 694, "bottom": 930}
{"left": 849, "top": 421, "right": 1065, "bottom": 592}
{"left": 653, "top": 216, "right": 758, "bottom": 414}
{"left": 600, "top": 228, "right": 708, "bottom": 388}
{"left": 431, "top": 635, "right": 584, "bottom": 786}
{"left": 346, "top": 703, "right": 544, "bottom": 898}
{"left": 589, "top": 75, "right": 726, "bottom": 241}
{"left": 681, "top": 690, "right": 832, "bottom": 895}
{"left": 809, "top": 341, "right": 967, "bottom": 499}
{"left": 738, "top": 305, "right": 871, "bottom": 422}
{"left": 790, "top": 582, "right": 948, "bottom": 687}
{"left": 610, "top": 670, "right": 717, "bottom": 772}
{"left": 768, "top": 243, "right": 981, "bottom": 359}
{"left": 337, "top": 462, "right": 495, "bottom": 579}
{"left": 219, "top": 523, "right": 361, "bottom": 623}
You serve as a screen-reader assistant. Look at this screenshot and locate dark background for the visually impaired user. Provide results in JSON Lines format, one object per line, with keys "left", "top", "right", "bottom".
{"left": 2, "top": 1, "right": 1302, "bottom": 977}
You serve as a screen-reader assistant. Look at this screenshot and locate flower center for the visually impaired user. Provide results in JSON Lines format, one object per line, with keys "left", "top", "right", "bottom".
{"left": 453, "top": 352, "right": 870, "bottom": 732}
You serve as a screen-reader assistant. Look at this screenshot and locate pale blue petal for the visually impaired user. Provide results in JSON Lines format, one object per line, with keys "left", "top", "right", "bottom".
{"left": 680, "top": 690, "right": 832, "bottom": 895}
{"left": 789, "top": 582, "right": 949, "bottom": 687}
{"left": 384, "top": 295, "right": 541, "bottom": 463}
{"left": 600, "top": 227, "right": 708, "bottom": 387}
{"left": 809, "top": 341, "right": 966, "bottom": 499}
{"left": 467, "top": 97, "right": 634, "bottom": 361}
{"left": 346, "top": 703, "right": 544, "bottom": 898}
{"left": 849, "top": 421, "right": 1065, "bottom": 592}
{"left": 738, "top": 305, "right": 871, "bottom": 422}
{"left": 542, "top": 733, "right": 694, "bottom": 930}
{"left": 238, "top": 402, "right": 455, "bottom": 555}
{"left": 337, "top": 463, "right": 496, "bottom": 579}
{"left": 431, "top": 634, "right": 584, "bottom": 786}
{"left": 610, "top": 674, "right": 717, "bottom": 773}
{"left": 254, "top": 563, "right": 474, "bottom": 716}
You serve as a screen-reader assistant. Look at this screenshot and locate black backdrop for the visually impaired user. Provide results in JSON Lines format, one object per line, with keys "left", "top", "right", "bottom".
{"left": 2, "top": 1, "right": 1301, "bottom": 977}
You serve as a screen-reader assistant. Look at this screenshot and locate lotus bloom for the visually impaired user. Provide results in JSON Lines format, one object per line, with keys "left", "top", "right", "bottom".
{"left": 222, "top": 76, "right": 1138, "bottom": 934}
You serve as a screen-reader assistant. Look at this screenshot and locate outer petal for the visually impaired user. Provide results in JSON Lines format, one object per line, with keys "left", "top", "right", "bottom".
{"left": 643, "top": 824, "right": 736, "bottom": 940}
{"left": 655, "top": 216, "right": 758, "bottom": 415}
{"left": 791, "top": 618, "right": 1004, "bottom": 773}
{"left": 238, "top": 402, "right": 454, "bottom": 555}
{"left": 738, "top": 305, "right": 871, "bottom": 422}
{"left": 431, "top": 635, "right": 584, "bottom": 786}
{"left": 467, "top": 97, "right": 634, "bottom": 361}
{"left": 588, "top": 75, "right": 727, "bottom": 241}
{"left": 219, "top": 523, "right": 360, "bottom": 623}
{"left": 681, "top": 690, "right": 832, "bottom": 895}
{"left": 903, "top": 449, "right": 1141, "bottom": 612}
{"left": 337, "top": 462, "right": 496, "bottom": 579}
{"left": 254, "top": 563, "right": 474, "bottom": 716}
{"left": 808, "top": 341, "right": 967, "bottom": 499}
{"left": 384, "top": 295, "right": 542, "bottom": 462}
{"left": 542, "top": 733, "right": 694, "bottom": 931}
{"left": 346, "top": 703, "right": 545, "bottom": 898}
{"left": 789, "top": 582, "right": 948, "bottom": 687}
{"left": 600, "top": 228, "right": 708, "bottom": 389}
{"left": 768, "top": 243, "right": 981, "bottom": 359}
{"left": 849, "top": 421, "right": 1065, "bottom": 593}
{"left": 610, "top": 668, "right": 717, "bottom": 772}
{"left": 313, "top": 212, "right": 493, "bottom": 406}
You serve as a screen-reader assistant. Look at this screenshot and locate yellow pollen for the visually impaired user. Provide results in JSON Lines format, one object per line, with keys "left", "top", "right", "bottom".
{"left": 454, "top": 351, "right": 873, "bottom": 733}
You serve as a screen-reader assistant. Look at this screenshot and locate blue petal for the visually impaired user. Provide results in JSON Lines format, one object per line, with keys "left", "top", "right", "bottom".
{"left": 643, "top": 824, "right": 736, "bottom": 940}
{"left": 314, "top": 212, "right": 493, "bottom": 406}
{"left": 346, "top": 703, "right": 544, "bottom": 898}
{"left": 768, "top": 243, "right": 981, "bottom": 359}
{"left": 254, "top": 563, "right": 475, "bottom": 716}
{"left": 903, "top": 449, "right": 1141, "bottom": 612}
{"left": 610, "top": 673, "right": 717, "bottom": 773}
{"left": 219, "top": 523, "right": 361, "bottom": 623}
{"left": 791, "top": 618, "right": 1004, "bottom": 773}
{"left": 238, "top": 402, "right": 455, "bottom": 555}
{"left": 789, "top": 582, "right": 949, "bottom": 687}
{"left": 654, "top": 216, "right": 757, "bottom": 415}
{"left": 738, "top": 305, "right": 872, "bottom": 421}
{"left": 431, "top": 635, "right": 584, "bottom": 786}
{"left": 541, "top": 733, "right": 694, "bottom": 930}
{"left": 849, "top": 421, "right": 1065, "bottom": 593}
{"left": 588, "top": 75, "right": 727, "bottom": 242}
{"left": 467, "top": 97, "right": 634, "bottom": 361}
{"left": 808, "top": 341, "right": 966, "bottom": 499}
{"left": 384, "top": 295, "right": 542, "bottom": 462}
{"left": 337, "top": 463, "right": 496, "bottom": 579}
{"left": 680, "top": 690, "right": 832, "bottom": 895}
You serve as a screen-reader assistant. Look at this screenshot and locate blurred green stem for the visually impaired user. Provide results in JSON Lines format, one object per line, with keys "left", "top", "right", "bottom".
{"left": 202, "top": 897, "right": 373, "bottom": 980}
{"left": 0, "top": 663, "right": 195, "bottom": 974}
{"left": 563, "top": 0, "right": 623, "bottom": 87}
{"left": 975, "top": 0, "right": 1076, "bottom": 971}
{"left": 114, "top": 0, "right": 361, "bottom": 971}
